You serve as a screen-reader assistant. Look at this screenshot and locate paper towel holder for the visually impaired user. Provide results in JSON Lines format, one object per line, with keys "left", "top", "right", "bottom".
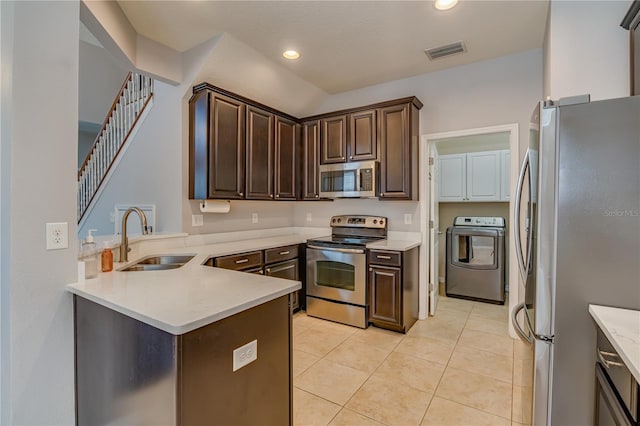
{"left": 199, "top": 200, "right": 231, "bottom": 213}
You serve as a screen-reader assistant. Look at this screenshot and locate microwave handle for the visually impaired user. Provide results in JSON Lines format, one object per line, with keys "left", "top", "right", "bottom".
{"left": 358, "top": 169, "right": 363, "bottom": 191}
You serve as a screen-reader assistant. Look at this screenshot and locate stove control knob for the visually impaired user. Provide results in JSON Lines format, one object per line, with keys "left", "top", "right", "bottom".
{"left": 379, "top": 219, "right": 384, "bottom": 226}
{"left": 373, "top": 219, "right": 377, "bottom": 224}
{"left": 332, "top": 218, "right": 336, "bottom": 223}
{"left": 337, "top": 218, "right": 342, "bottom": 223}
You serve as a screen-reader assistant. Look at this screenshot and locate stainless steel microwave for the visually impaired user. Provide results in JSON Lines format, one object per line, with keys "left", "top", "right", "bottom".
{"left": 319, "top": 161, "right": 378, "bottom": 198}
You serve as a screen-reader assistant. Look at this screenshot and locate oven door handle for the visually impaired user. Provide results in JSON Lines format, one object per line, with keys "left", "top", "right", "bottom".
{"left": 307, "top": 245, "right": 365, "bottom": 254}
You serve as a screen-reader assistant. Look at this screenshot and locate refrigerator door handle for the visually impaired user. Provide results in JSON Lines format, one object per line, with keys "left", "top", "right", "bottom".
{"left": 511, "top": 302, "right": 533, "bottom": 344}
{"left": 514, "top": 149, "right": 530, "bottom": 281}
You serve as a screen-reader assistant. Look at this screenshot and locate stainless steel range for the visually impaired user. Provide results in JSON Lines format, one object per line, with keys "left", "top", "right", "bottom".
{"left": 306, "top": 215, "right": 387, "bottom": 328}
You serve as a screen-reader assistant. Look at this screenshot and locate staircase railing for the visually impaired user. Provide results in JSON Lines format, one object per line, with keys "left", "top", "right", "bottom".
{"left": 78, "top": 72, "right": 153, "bottom": 222}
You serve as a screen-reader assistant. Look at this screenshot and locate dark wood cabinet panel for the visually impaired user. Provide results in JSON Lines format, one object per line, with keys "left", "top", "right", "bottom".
{"left": 321, "top": 115, "right": 347, "bottom": 164}
{"left": 265, "top": 253, "right": 301, "bottom": 312}
{"left": 246, "top": 106, "right": 274, "bottom": 200}
{"left": 302, "top": 120, "right": 321, "bottom": 200}
{"left": 274, "top": 116, "right": 298, "bottom": 200}
{"left": 369, "top": 265, "right": 402, "bottom": 327}
{"left": 378, "top": 103, "right": 418, "bottom": 200}
{"left": 209, "top": 93, "right": 246, "bottom": 199}
{"left": 189, "top": 90, "right": 209, "bottom": 200}
{"left": 368, "top": 247, "right": 418, "bottom": 333}
{"left": 349, "top": 109, "right": 377, "bottom": 161}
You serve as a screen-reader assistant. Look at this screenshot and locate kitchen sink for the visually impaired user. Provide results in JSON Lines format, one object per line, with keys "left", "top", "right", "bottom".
{"left": 119, "top": 254, "right": 195, "bottom": 272}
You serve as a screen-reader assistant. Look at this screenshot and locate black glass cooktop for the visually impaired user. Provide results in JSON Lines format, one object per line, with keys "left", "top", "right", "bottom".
{"left": 307, "top": 235, "right": 384, "bottom": 247}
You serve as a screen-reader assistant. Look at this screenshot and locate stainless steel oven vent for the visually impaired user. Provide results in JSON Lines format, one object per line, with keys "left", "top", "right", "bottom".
{"left": 424, "top": 41, "right": 466, "bottom": 60}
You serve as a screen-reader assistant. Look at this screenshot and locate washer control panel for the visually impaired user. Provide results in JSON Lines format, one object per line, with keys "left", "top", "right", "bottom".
{"left": 453, "top": 216, "right": 506, "bottom": 228}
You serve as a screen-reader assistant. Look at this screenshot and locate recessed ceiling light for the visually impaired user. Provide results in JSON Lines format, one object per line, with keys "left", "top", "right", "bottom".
{"left": 434, "top": 0, "right": 458, "bottom": 11}
{"left": 282, "top": 50, "right": 300, "bottom": 60}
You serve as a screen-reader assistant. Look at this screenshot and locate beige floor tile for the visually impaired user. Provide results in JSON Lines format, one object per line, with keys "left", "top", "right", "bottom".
{"left": 373, "top": 352, "right": 445, "bottom": 393}
{"left": 293, "top": 388, "right": 341, "bottom": 426}
{"left": 435, "top": 367, "right": 512, "bottom": 419}
{"left": 436, "top": 296, "right": 475, "bottom": 313}
{"left": 294, "top": 349, "right": 321, "bottom": 378}
{"left": 294, "top": 327, "right": 352, "bottom": 357}
{"left": 430, "top": 308, "right": 470, "bottom": 325}
{"left": 513, "top": 356, "right": 534, "bottom": 387}
{"left": 394, "top": 335, "right": 456, "bottom": 365}
{"left": 469, "top": 304, "right": 509, "bottom": 322}
{"left": 346, "top": 375, "right": 433, "bottom": 426}
{"left": 296, "top": 359, "right": 369, "bottom": 405}
{"left": 349, "top": 326, "right": 404, "bottom": 353}
{"left": 329, "top": 408, "right": 384, "bottom": 426}
{"left": 512, "top": 385, "right": 532, "bottom": 424}
{"left": 448, "top": 345, "right": 513, "bottom": 383}
{"left": 408, "top": 319, "right": 464, "bottom": 342}
{"left": 421, "top": 396, "right": 511, "bottom": 426}
{"left": 324, "top": 338, "right": 390, "bottom": 374}
{"left": 458, "top": 329, "right": 514, "bottom": 357}
{"left": 465, "top": 316, "right": 510, "bottom": 336}
{"left": 309, "top": 318, "right": 359, "bottom": 336}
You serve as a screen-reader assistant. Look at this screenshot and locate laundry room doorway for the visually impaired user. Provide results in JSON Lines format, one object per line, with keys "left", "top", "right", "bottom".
{"left": 420, "top": 124, "right": 519, "bottom": 333}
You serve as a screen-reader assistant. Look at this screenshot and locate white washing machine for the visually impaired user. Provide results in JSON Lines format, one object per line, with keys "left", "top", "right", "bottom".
{"left": 445, "top": 216, "right": 506, "bottom": 304}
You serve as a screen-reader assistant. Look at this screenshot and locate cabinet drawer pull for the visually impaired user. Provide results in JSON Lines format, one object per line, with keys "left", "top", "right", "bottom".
{"left": 279, "top": 251, "right": 290, "bottom": 255}
{"left": 377, "top": 255, "right": 392, "bottom": 260}
{"left": 597, "top": 350, "right": 625, "bottom": 368}
{"left": 235, "top": 259, "right": 249, "bottom": 264}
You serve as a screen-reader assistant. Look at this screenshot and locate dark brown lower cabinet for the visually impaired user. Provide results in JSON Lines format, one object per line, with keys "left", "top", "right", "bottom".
{"left": 368, "top": 247, "right": 419, "bottom": 333}
{"left": 210, "top": 244, "right": 303, "bottom": 312}
{"left": 75, "top": 295, "right": 292, "bottom": 426}
{"left": 266, "top": 259, "right": 299, "bottom": 310}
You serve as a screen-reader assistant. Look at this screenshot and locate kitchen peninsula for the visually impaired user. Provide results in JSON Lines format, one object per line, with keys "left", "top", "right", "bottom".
{"left": 67, "top": 234, "right": 305, "bottom": 425}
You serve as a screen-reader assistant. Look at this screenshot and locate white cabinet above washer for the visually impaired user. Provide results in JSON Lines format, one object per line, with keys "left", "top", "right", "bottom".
{"left": 439, "top": 150, "right": 509, "bottom": 202}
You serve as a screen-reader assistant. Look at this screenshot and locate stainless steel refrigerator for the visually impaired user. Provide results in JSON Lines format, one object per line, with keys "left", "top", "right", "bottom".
{"left": 511, "top": 95, "right": 640, "bottom": 425}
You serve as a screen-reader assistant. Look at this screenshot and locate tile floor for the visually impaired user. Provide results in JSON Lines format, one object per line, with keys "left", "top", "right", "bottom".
{"left": 293, "top": 296, "right": 530, "bottom": 426}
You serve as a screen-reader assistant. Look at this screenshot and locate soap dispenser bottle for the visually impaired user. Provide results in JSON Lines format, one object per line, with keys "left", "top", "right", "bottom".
{"left": 81, "top": 229, "right": 99, "bottom": 279}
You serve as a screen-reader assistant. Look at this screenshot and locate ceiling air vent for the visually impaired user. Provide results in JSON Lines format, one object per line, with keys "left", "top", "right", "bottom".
{"left": 424, "top": 41, "right": 466, "bottom": 60}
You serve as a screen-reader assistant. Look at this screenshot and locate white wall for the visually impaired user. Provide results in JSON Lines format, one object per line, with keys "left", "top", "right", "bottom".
{"left": 544, "top": 0, "right": 631, "bottom": 101}
{"left": 79, "top": 80, "right": 184, "bottom": 237}
{"left": 1, "top": 2, "right": 78, "bottom": 424}
{"left": 78, "top": 40, "right": 129, "bottom": 124}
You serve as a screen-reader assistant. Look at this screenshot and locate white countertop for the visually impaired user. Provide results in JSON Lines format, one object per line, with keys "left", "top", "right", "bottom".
{"left": 367, "top": 239, "right": 421, "bottom": 251}
{"left": 67, "top": 234, "right": 308, "bottom": 335}
{"left": 68, "top": 230, "right": 421, "bottom": 336}
{"left": 589, "top": 304, "right": 640, "bottom": 383}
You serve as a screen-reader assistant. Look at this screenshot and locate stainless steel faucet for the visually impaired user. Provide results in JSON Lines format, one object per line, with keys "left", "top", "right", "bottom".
{"left": 120, "top": 207, "right": 149, "bottom": 262}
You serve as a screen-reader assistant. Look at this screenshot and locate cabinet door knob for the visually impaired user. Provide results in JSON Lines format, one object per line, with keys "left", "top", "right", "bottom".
{"left": 270, "top": 194, "right": 274, "bottom": 198}
{"left": 239, "top": 192, "right": 244, "bottom": 196}
{"left": 266, "top": 268, "right": 271, "bottom": 273}
{"left": 315, "top": 194, "right": 319, "bottom": 198}
{"left": 349, "top": 156, "right": 353, "bottom": 160}
{"left": 369, "top": 267, "right": 373, "bottom": 272}
{"left": 341, "top": 156, "right": 345, "bottom": 160}
{"left": 275, "top": 194, "right": 279, "bottom": 198}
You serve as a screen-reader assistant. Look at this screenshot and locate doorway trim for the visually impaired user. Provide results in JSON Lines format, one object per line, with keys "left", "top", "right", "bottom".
{"left": 419, "top": 123, "right": 519, "bottom": 337}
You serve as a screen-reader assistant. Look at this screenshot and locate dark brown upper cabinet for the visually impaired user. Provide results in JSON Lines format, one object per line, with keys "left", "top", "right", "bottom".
{"left": 274, "top": 116, "right": 298, "bottom": 200}
{"left": 320, "top": 115, "right": 347, "bottom": 164}
{"left": 246, "top": 106, "right": 274, "bottom": 200}
{"left": 378, "top": 102, "right": 420, "bottom": 200}
{"left": 302, "top": 120, "right": 321, "bottom": 200}
{"left": 349, "top": 109, "right": 377, "bottom": 161}
{"left": 189, "top": 89, "right": 245, "bottom": 200}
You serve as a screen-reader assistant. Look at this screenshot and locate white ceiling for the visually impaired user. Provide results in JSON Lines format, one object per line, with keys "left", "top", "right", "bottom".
{"left": 116, "top": 0, "right": 549, "bottom": 94}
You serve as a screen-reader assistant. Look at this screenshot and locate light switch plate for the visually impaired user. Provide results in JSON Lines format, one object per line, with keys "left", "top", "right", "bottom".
{"left": 233, "top": 339, "right": 257, "bottom": 372}
{"left": 192, "top": 214, "right": 203, "bottom": 227}
{"left": 252, "top": 213, "right": 258, "bottom": 224}
{"left": 306, "top": 213, "right": 312, "bottom": 222}
{"left": 404, "top": 214, "right": 412, "bottom": 225}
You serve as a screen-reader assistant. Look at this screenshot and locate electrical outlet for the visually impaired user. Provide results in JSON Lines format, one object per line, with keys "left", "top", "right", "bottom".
{"left": 46, "top": 222, "right": 69, "bottom": 250}
{"left": 404, "top": 214, "right": 412, "bottom": 225}
{"left": 233, "top": 339, "right": 257, "bottom": 372}
{"left": 252, "top": 213, "right": 258, "bottom": 224}
{"left": 192, "top": 214, "right": 203, "bottom": 227}
{"left": 306, "top": 212, "right": 312, "bottom": 222}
